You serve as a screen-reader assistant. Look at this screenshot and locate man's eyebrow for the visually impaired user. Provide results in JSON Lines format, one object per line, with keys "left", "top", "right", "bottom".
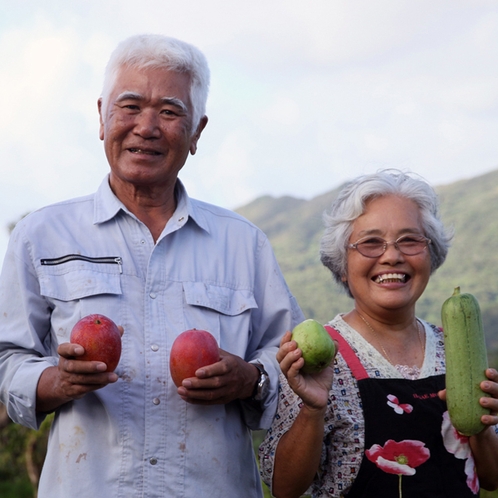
{"left": 115, "top": 91, "right": 143, "bottom": 102}
{"left": 115, "top": 92, "right": 188, "bottom": 113}
{"left": 160, "top": 97, "right": 188, "bottom": 113}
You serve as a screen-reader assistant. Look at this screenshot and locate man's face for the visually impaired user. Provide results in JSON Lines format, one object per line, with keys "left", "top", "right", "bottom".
{"left": 98, "top": 64, "right": 207, "bottom": 191}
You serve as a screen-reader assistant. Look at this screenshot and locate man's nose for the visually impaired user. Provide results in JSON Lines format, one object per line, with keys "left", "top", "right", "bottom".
{"left": 134, "top": 110, "right": 161, "bottom": 138}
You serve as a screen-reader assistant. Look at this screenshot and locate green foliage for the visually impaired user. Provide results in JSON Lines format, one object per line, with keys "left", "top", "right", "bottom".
{"left": 0, "top": 480, "right": 34, "bottom": 498}
{"left": 0, "top": 413, "right": 52, "bottom": 496}
{"left": 0, "top": 422, "right": 33, "bottom": 483}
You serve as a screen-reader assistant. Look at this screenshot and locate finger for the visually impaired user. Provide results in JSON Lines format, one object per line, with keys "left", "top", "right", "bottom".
{"left": 279, "top": 331, "right": 292, "bottom": 348}
{"left": 276, "top": 338, "right": 298, "bottom": 363}
{"left": 181, "top": 375, "right": 224, "bottom": 390}
{"left": 58, "top": 342, "right": 85, "bottom": 358}
{"left": 64, "top": 371, "right": 118, "bottom": 387}
{"left": 195, "top": 353, "right": 228, "bottom": 379}
{"left": 480, "top": 374, "right": 498, "bottom": 399}
{"left": 62, "top": 357, "right": 109, "bottom": 375}
{"left": 485, "top": 368, "right": 498, "bottom": 382}
{"left": 177, "top": 385, "right": 227, "bottom": 404}
{"left": 286, "top": 356, "right": 305, "bottom": 378}
{"left": 279, "top": 349, "right": 303, "bottom": 377}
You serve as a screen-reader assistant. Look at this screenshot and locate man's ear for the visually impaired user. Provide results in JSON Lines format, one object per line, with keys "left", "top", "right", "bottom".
{"left": 189, "top": 116, "right": 208, "bottom": 155}
{"left": 97, "top": 98, "right": 105, "bottom": 141}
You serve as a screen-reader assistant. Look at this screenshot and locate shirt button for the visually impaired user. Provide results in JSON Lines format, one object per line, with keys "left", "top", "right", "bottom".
{"left": 140, "top": 239, "right": 146, "bottom": 245}
{"left": 151, "top": 344, "right": 159, "bottom": 352}
{"left": 149, "top": 458, "right": 158, "bottom": 465}
{"left": 149, "top": 292, "right": 157, "bottom": 299}
{"left": 152, "top": 397, "right": 160, "bottom": 405}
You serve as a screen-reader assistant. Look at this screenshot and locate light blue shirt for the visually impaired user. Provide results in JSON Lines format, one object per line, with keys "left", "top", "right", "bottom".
{"left": 0, "top": 176, "right": 303, "bottom": 498}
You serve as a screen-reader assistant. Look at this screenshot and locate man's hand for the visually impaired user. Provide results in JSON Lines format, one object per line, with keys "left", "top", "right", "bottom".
{"left": 176, "top": 349, "right": 259, "bottom": 405}
{"left": 36, "top": 328, "right": 123, "bottom": 413}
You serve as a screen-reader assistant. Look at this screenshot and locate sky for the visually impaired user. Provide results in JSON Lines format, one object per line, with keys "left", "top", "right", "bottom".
{"left": 1, "top": 0, "right": 498, "bottom": 261}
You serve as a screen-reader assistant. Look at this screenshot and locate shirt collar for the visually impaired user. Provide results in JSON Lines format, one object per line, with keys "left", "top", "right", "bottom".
{"left": 93, "top": 175, "right": 210, "bottom": 234}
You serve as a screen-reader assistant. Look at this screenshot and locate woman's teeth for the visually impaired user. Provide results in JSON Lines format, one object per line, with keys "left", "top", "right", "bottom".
{"left": 375, "top": 273, "right": 407, "bottom": 284}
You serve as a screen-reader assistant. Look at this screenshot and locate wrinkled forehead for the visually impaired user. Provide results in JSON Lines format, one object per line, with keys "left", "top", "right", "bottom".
{"left": 108, "top": 64, "right": 193, "bottom": 105}
{"left": 105, "top": 62, "right": 191, "bottom": 97}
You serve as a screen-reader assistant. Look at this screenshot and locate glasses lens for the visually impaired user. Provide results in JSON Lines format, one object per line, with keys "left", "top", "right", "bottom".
{"left": 356, "top": 237, "right": 386, "bottom": 257}
{"left": 396, "top": 235, "right": 428, "bottom": 255}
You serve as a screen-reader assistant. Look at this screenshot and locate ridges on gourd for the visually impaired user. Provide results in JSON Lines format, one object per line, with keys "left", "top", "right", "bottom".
{"left": 441, "top": 286, "right": 490, "bottom": 436}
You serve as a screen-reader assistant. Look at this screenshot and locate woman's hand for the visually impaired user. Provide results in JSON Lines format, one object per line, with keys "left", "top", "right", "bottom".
{"left": 479, "top": 368, "right": 498, "bottom": 426}
{"left": 468, "top": 368, "right": 498, "bottom": 491}
{"left": 438, "top": 368, "right": 498, "bottom": 428}
{"left": 277, "top": 331, "right": 337, "bottom": 411}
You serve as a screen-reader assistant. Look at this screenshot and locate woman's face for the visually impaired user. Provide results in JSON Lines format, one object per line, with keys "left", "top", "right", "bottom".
{"left": 344, "top": 195, "right": 432, "bottom": 317}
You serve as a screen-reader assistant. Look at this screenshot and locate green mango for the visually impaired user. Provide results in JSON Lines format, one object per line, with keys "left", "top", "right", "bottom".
{"left": 291, "top": 319, "right": 335, "bottom": 374}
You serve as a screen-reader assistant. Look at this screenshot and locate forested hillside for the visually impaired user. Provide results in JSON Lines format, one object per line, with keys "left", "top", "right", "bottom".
{"left": 237, "top": 169, "right": 498, "bottom": 364}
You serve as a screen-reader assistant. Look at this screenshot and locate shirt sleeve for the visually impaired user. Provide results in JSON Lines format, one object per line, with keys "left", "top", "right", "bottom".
{"left": 239, "top": 235, "right": 304, "bottom": 430}
{"left": 0, "top": 222, "right": 55, "bottom": 429}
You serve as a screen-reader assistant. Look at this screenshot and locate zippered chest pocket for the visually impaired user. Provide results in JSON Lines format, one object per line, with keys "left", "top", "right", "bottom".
{"left": 39, "top": 254, "right": 123, "bottom": 301}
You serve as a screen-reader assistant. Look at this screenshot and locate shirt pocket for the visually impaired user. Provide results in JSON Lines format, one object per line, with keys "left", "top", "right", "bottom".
{"left": 181, "top": 282, "right": 258, "bottom": 344}
{"left": 37, "top": 256, "right": 124, "bottom": 343}
{"left": 39, "top": 255, "right": 123, "bottom": 302}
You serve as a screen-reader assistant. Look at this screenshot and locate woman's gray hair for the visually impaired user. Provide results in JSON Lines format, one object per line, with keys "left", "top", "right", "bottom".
{"left": 320, "top": 169, "right": 453, "bottom": 296}
{"left": 100, "top": 34, "right": 210, "bottom": 133}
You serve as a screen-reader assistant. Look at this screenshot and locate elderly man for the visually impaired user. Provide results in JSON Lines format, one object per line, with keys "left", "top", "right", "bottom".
{"left": 0, "top": 34, "right": 303, "bottom": 497}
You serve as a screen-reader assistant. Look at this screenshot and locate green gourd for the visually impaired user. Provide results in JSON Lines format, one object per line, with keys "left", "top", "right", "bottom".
{"left": 441, "top": 287, "right": 490, "bottom": 436}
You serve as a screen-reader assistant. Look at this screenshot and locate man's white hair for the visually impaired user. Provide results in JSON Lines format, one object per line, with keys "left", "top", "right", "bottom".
{"left": 100, "top": 34, "right": 210, "bottom": 133}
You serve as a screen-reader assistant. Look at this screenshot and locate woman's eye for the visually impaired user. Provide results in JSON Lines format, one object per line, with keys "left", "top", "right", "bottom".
{"left": 361, "top": 238, "right": 384, "bottom": 246}
{"left": 399, "top": 236, "right": 421, "bottom": 244}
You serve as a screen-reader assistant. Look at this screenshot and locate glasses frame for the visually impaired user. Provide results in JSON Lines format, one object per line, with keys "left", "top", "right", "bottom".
{"left": 348, "top": 234, "right": 431, "bottom": 258}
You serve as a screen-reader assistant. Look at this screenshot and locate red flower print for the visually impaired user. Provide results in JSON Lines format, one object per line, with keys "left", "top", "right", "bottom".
{"left": 441, "top": 411, "right": 479, "bottom": 494}
{"left": 387, "top": 394, "right": 414, "bottom": 414}
{"left": 365, "top": 440, "right": 430, "bottom": 498}
{"left": 366, "top": 439, "right": 430, "bottom": 476}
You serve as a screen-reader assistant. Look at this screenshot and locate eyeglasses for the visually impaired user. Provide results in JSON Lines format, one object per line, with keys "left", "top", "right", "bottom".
{"left": 348, "top": 234, "right": 431, "bottom": 258}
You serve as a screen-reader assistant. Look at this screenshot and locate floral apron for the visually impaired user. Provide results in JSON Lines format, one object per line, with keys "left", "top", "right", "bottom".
{"left": 326, "top": 326, "right": 479, "bottom": 497}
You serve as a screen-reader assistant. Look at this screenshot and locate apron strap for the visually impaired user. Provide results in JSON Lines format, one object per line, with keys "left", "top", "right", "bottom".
{"left": 325, "top": 325, "right": 369, "bottom": 380}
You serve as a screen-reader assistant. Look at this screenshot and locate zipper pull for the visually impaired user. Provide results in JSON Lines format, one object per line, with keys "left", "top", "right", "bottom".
{"left": 115, "top": 257, "right": 123, "bottom": 273}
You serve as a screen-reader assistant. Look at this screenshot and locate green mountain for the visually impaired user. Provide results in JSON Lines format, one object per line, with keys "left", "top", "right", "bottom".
{"left": 237, "top": 169, "right": 498, "bottom": 364}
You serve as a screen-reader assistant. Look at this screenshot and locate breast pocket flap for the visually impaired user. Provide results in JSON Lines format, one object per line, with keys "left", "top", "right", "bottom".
{"left": 39, "top": 268, "right": 122, "bottom": 302}
{"left": 183, "top": 282, "right": 257, "bottom": 316}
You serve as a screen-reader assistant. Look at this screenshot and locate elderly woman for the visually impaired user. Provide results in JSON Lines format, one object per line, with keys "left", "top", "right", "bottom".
{"left": 259, "top": 170, "right": 498, "bottom": 497}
